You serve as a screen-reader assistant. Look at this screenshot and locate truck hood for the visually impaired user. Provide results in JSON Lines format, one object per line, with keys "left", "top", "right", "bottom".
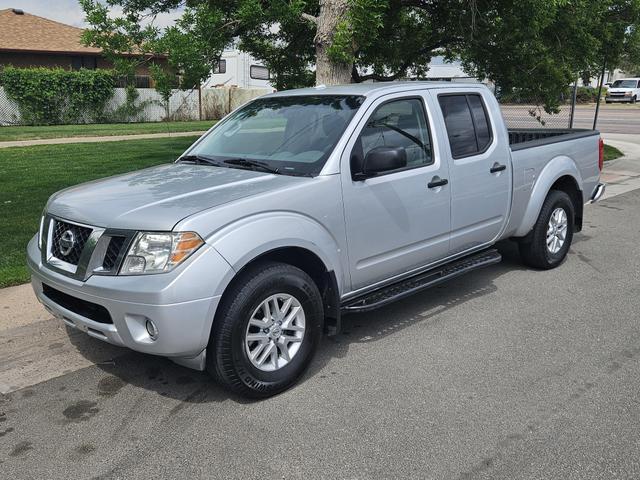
{"left": 608, "top": 88, "right": 634, "bottom": 93}
{"left": 47, "top": 163, "right": 310, "bottom": 230}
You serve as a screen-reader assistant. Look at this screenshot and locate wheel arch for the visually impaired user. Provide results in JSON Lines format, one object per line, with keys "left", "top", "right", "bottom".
{"left": 205, "top": 212, "right": 347, "bottom": 336}
{"left": 514, "top": 156, "right": 584, "bottom": 238}
{"left": 215, "top": 246, "right": 342, "bottom": 336}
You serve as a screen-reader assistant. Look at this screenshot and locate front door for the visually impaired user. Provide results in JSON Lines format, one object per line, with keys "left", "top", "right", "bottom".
{"left": 341, "top": 94, "right": 451, "bottom": 291}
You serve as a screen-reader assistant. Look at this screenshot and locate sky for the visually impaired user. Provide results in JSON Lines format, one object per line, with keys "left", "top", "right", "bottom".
{"left": 0, "top": 0, "right": 181, "bottom": 28}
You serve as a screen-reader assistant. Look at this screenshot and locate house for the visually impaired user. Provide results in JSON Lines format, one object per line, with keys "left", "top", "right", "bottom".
{"left": 0, "top": 8, "right": 163, "bottom": 87}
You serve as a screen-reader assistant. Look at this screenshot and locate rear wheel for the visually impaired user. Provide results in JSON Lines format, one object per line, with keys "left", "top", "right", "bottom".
{"left": 519, "top": 190, "right": 575, "bottom": 269}
{"left": 207, "top": 261, "right": 323, "bottom": 398}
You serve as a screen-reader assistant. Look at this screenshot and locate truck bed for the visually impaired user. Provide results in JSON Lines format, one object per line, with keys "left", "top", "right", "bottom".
{"left": 509, "top": 128, "right": 599, "bottom": 150}
{"left": 502, "top": 127, "right": 601, "bottom": 239}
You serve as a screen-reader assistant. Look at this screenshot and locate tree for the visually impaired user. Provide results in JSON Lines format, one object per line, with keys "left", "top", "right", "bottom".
{"left": 81, "top": 0, "right": 640, "bottom": 110}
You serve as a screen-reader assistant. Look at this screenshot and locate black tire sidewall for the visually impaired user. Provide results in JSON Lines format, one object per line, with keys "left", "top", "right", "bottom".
{"left": 520, "top": 190, "right": 575, "bottom": 269}
{"left": 541, "top": 193, "right": 574, "bottom": 266}
{"left": 210, "top": 263, "right": 323, "bottom": 397}
{"left": 519, "top": 190, "right": 575, "bottom": 269}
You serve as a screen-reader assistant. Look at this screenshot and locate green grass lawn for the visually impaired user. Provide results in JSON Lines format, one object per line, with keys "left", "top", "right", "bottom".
{"left": 604, "top": 143, "right": 623, "bottom": 162}
{"left": 0, "top": 136, "right": 199, "bottom": 288}
{"left": 0, "top": 120, "right": 214, "bottom": 142}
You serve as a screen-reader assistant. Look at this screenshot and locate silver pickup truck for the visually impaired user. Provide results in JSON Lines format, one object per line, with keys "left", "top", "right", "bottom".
{"left": 28, "top": 82, "right": 605, "bottom": 397}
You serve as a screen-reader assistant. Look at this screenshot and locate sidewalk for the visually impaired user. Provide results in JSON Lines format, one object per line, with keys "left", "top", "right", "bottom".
{"left": 601, "top": 133, "right": 640, "bottom": 200}
{"left": 0, "top": 130, "right": 206, "bottom": 149}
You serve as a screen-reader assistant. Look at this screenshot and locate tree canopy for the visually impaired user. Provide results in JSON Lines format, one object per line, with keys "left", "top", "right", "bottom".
{"left": 81, "top": 0, "right": 640, "bottom": 109}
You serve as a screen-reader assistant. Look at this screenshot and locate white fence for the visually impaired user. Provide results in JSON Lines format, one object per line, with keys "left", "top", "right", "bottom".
{"left": 0, "top": 86, "right": 270, "bottom": 125}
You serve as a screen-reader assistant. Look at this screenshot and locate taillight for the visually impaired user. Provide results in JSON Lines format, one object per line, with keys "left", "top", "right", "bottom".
{"left": 598, "top": 138, "right": 604, "bottom": 171}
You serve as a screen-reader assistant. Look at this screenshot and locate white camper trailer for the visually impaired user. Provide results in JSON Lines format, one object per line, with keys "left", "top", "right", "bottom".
{"left": 205, "top": 49, "right": 274, "bottom": 90}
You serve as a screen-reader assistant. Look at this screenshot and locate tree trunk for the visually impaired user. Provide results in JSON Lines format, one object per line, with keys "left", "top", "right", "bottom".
{"left": 314, "top": 0, "right": 352, "bottom": 85}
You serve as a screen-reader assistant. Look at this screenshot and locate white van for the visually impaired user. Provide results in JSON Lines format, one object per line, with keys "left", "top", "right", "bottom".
{"left": 605, "top": 78, "right": 640, "bottom": 103}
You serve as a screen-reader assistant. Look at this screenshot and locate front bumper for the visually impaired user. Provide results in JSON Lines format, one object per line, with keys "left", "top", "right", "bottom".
{"left": 605, "top": 96, "right": 634, "bottom": 103}
{"left": 27, "top": 235, "right": 234, "bottom": 369}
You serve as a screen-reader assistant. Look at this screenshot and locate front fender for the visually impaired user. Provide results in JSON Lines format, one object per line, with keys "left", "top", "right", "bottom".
{"left": 206, "top": 211, "right": 346, "bottom": 294}
{"left": 514, "top": 156, "right": 583, "bottom": 237}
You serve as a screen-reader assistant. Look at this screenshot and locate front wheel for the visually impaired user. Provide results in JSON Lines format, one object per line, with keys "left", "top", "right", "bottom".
{"left": 519, "top": 190, "right": 575, "bottom": 269}
{"left": 207, "top": 261, "right": 323, "bottom": 398}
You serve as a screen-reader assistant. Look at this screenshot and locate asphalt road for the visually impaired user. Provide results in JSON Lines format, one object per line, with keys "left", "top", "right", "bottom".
{"left": 500, "top": 104, "right": 640, "bottom": 134}
{"left": 1, "top": 186, "right": 640, "bottom": 478}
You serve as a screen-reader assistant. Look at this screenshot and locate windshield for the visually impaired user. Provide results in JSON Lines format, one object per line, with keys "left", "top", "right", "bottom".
{"left": 187, "top": 95, "right": 364, "bottom": 176}
{"left": 612, "top": 80, "right": 639, "bottom": 88}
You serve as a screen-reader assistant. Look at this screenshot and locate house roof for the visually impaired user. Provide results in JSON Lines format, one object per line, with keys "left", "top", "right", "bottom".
{"left": 0, "top": 8, "right": 101, "bottom": 55}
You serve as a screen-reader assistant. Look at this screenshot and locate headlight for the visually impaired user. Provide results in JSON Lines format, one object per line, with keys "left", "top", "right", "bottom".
{"left": 625, "top": 91, "right": 633, "bottom": 96}
{"left": 120, "top": 231, "right": 204, "bottom": 275}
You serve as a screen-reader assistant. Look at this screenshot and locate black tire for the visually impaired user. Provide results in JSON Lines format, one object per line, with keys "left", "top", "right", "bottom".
{"left": 207, "top": 261, "right": 323, "bottom": 398}
{"left": 519, "top": 190, "right": 575, "bottom": 270}
{"left": 632, "top": 96, "right": 637, "bottom": 104}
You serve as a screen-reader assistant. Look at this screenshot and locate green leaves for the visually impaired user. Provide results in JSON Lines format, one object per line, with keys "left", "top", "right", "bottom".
{"left": 79, "top": 0, "right": 640, "bottom": 111}
{"left": 327, "top": 0, "right": 388, "bottom": 64}
{"left": 0, "top": 67, "right": 115, "bottom": 125}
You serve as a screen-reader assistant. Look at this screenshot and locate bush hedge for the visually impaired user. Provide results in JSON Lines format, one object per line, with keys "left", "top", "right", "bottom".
{"left": 0, "top": 67, "right": 116, "bottom": 125}
{"left": 575, "top": 86, "right": 608, "bottom": 104}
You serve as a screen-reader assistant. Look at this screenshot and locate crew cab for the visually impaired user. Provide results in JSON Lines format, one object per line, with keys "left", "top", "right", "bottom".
{"left": 28, "top": 83, "right": 605, "bottom": 397}
{"left": 606, "top": 78, "right": 640, "bottom": 103}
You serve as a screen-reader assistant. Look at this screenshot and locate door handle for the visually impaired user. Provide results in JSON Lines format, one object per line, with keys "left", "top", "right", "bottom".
{"left": 490, "top": 163, "right": 507, "bottom": 173}
{"left": 428, "top": 177, "right": 448, "bottom": 188}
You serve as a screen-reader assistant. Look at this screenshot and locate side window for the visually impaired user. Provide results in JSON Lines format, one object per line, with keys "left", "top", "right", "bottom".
{"left": 250, "top": 65, "right": 269, "bottom": 80}
{"left": 351, "top": 98, "right": 432, "bottom": 175}
{"left": 438, "top": 93, "right": 493, "bottom": 158}
{"left": 467, "top": 95, "right": 492, "bottom": 152}
{"left": 213, "top": 59, "right": 226, "bottom": 74}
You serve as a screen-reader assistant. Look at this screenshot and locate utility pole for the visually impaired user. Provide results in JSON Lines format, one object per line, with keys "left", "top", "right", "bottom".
{"left": 569, "top": 79, "right": 578, "bottom": 129}
{"left": 593, "top": 58, "right": 606, "bottom": 130}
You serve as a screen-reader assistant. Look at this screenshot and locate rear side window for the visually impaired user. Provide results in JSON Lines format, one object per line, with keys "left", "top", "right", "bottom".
{"left": 438, "top": 94, "right": 493, "bottom": 158}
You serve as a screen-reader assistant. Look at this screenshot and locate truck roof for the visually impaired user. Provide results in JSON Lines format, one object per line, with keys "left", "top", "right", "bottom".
{"left": 266, "top": 81, "right": 487, "bottom": 98}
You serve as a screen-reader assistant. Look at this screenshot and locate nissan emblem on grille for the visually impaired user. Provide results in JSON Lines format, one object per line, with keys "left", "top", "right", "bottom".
{"left": 58, "top": 230, "right": 76, "bottom": 256}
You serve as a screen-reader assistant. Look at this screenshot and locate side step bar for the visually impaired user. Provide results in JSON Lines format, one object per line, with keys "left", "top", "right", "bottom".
{"left": 341, "top": 249, "right": 502, "bottom": 313}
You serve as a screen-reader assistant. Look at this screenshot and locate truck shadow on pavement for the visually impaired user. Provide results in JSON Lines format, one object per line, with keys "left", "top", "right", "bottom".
{"left": 65, "top": 239, "right": 541, "bottom": 405}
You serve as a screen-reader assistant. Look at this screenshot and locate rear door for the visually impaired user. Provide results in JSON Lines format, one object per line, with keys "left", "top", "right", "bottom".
{"left": 432, "top": 90, "right": 511, "bottom": 254}
{"left": 340, "top": 92, "right": 451, "bottom": 291}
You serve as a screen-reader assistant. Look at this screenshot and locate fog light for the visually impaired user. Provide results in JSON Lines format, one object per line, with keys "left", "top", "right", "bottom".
{"left": 145, "top": 319, "right": 158, "bottom": 340}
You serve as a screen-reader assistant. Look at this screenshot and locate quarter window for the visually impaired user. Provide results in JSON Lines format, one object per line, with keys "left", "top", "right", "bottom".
{"left": 438, "top": 93, "right": 493, "bottom": 158}
{"left": 351, "top": 98, "right": 433, "bottom": 175}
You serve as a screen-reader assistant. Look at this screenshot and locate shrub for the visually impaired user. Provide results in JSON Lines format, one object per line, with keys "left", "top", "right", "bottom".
{"left": 0, "top": 67, "right": 115, "bottom": 125}
{"left": 575, "top": 86, "right": 608, "bottom": 104}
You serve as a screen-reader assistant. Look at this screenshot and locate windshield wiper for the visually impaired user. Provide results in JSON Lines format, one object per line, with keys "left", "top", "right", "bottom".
{"left": 223, "top": 158, "right": 280, "bottom": 174}
{"left": 178, "top": 154, "right": 222, "bottom": 166}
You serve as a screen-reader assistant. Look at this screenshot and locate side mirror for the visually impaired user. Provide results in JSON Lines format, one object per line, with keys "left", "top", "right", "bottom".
{"left": 361, "top": 146, "right": 407, "bottom": 177}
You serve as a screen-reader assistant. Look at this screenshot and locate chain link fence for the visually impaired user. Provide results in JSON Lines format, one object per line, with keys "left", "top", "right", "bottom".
{"left": 495, "top": 84, "right": 601, "bottom": 130}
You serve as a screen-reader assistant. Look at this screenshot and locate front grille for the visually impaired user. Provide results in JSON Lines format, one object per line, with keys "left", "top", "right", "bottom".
{"left": 50, "top": 219, "right": 92, "bottom": 265}
{"left": 42, "top": 284, "right": 113, "bottom": 324}
{"left": 103, "top": 236, "right": 126, "bottom": 271}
